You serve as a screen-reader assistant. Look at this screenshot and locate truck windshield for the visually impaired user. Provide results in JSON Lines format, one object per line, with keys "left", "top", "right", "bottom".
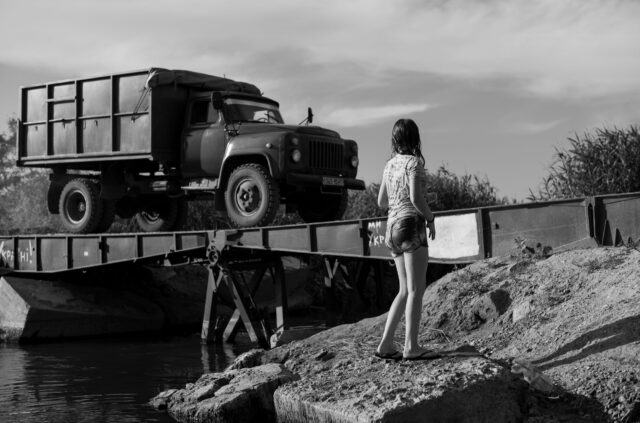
{"left": 224, "top": 99, "right": 284, "bottom": 124}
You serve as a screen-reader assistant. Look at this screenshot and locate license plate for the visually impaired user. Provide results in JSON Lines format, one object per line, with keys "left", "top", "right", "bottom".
{"left": 322, "top": 176, "right": 344, "bottom": 187}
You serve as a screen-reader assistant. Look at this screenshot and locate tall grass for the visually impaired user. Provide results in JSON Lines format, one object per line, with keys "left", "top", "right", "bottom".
{"left": 533, "top": 126, "right": 640, "bottom": 200}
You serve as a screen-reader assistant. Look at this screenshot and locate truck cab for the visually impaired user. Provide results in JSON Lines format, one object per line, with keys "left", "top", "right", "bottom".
{"left": 178, "top": 90, "right": 364, "bottom": 227}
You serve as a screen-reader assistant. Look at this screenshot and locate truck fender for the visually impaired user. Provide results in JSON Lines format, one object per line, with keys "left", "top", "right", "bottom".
{"left": 218, "top": 153, "right": 280, "bottom": 188}
{"left": 215, "top": 153, "right": 280, "bottom": 211}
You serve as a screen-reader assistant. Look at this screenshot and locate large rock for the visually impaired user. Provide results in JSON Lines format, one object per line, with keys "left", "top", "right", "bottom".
{"left": 151, "top": 363, "right": 299, "bottom": 423}
{"left": 275, "top": 354, "right": 524, "bottom": 423}
{"left": 469, "top": 288, "right": 511, "bottom": 324}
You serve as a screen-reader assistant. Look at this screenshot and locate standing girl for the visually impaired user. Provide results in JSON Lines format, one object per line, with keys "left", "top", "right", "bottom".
{"left": 376, "top": 118, "right": 436, "bottom": 360}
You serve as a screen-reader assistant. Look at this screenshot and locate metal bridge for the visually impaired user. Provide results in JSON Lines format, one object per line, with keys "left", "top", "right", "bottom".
{"left": 2, "top": 192, "right": 640, "bottom": 348}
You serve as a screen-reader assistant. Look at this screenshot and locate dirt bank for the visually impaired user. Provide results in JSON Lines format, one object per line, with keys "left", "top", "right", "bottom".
{"left": 153, "top": 247, "right": 640, "bottom": 422}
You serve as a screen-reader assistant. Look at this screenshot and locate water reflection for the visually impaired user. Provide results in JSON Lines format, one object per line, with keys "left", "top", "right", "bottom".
{"left": 0, "top": 336, "right": 252, "bottom": 423}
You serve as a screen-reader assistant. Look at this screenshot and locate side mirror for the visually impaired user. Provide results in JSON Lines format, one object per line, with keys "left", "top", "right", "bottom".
{"left": 307, "top": 107, "right": 313, "bottom": 124}
{"left": 211, "top": 92, "right": 224, "bottom": 110}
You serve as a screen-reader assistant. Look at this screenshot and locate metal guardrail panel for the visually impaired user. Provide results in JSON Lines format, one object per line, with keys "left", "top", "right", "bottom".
{"left": 72, "top": 236, "right": 101, "bottom": 268}
{"left": 596, "top": 193, "right": 640, "bottom": 245}
{"left": 485, "top": 199, "right": 590, "bottom": 257}
{"left": 41, "top": 237, "right": 67, "bottom": 270}
{"left": 316, "top": 222, "right": 364, "bottom": 256}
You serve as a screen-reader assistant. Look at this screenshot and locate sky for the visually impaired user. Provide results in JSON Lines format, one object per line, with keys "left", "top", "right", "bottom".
{"left": 1, "top": 0, "right": 639, "bottom": 200}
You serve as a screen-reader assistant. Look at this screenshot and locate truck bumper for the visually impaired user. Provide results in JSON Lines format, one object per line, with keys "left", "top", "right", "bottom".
{"left": 286, "top": 173, "right": 365, "bottom": 190}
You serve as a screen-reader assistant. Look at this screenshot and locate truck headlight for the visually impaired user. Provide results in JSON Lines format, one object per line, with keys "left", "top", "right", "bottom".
{"left": 350, "top": 155, "right": 359, "bottom": 168}
{"left": 291, "top": 149, "right": 302, "bottom": 163}
{"left": 291, "top": 137, "right": 300, "bottom": 146}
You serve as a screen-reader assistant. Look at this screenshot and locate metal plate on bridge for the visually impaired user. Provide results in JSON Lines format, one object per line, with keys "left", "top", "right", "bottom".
{"left": 72, "top": 237, "right": 101, "bottom": 268}
{"left": 487, "top": 200, "right": 588, "bottom": 257}
{"left": 316, "top": 222, "right": 364, "bottom": 256}
{"left": 104, "top": 236, "right": 137, "bottom": 263}
{"left": 17, "top": 238, "right": 37, "bottom": 271}
{"left": 41, "top": 237, "right": 68, "bottom": 271}
{"left": 139, "top": 234, "right": 176, "bottom": 257}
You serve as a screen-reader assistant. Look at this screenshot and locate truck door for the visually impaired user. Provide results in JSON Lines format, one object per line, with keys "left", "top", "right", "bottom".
{"left": 182, "top": 99, "right": 226, "bottom": 178}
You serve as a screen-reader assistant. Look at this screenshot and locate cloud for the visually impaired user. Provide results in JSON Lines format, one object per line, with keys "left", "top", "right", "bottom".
{"left": 322, "top": 103, "right": 433, "bottom": 128}
{"left": 1, "top": 0, "right": 639, "bottom": 101}
{"left": 507, "top": 119, "right": 565, "bottom": 134}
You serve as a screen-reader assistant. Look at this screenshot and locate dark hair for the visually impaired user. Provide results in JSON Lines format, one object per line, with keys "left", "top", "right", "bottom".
{"left": 391, "top": 118, "right": 424, "bottom": 164}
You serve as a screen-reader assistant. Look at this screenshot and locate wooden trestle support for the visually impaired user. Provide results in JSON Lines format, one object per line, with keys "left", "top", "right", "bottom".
{"left": 201, "top": 251, "right": 287, "bottom": 349}
{"left": 200, "top": 244, "right": 387, "bottom": 349}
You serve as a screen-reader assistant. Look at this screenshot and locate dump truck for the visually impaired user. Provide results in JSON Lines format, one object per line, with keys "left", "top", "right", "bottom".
{"left": 16, "top": 68, "right": 364, "bottom": 233}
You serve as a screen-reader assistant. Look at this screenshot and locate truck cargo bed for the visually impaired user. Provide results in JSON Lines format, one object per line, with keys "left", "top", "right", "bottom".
{"left": 17, "top": 68, "right": 188, "bottom": 169}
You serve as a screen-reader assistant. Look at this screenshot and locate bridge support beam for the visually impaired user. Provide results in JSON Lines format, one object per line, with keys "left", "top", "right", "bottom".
{"left": 200, "top": 254, "right": 288, "bottom": 349}
{"left": 201, "top": 265, "right": 224, "bottom": 344}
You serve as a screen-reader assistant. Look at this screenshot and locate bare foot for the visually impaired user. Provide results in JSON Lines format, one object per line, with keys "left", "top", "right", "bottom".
{"left": 403, "top": 346, "right": 432, "bottom": 359}
{"left": 377, "top": 343, "right": 398, "bottom": 356}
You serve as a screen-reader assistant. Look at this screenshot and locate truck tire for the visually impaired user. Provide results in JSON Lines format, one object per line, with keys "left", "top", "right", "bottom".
{"left": 224, "top": 163, "right": 280, "bottom": 227}
{"left": 135, "top": 197, "right": 186, "bottom": 232}
{"left": 297, "top": 189, "right": 348, "bottom": 223}
{"left": 47, "top": 178, "right": 68, "bottom": 214}
{"left": 58, "top": 178, "right": 104, "bottom": 233}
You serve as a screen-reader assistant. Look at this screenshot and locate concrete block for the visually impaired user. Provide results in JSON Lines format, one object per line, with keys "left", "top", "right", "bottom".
{"left": 0, "top": 275, "right": 164, "bottom": 342}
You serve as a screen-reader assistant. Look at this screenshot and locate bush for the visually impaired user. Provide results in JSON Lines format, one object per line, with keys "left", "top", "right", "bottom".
{"left": 533, "top": 126, "right": 640, "bottom": 200}
{"left": 426, "top": 165, "right": 506, "bottom": 211}
{"left": 0, "top": 120, "right": 63, "bottom": 234}
{"left": 344, "top": 183, "right": 387, "bottom": 220}
{"left": 0, "top": 172, "right": 62, "bottom": 234}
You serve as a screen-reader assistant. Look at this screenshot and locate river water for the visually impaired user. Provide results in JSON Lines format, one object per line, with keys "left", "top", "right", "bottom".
{"left": 0, "top": 335, "right": 254, "bottom": 423}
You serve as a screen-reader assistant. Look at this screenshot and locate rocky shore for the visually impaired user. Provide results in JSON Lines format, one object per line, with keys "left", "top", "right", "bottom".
{"left": 152, "top": 247, "right": 640, "bottom": 422}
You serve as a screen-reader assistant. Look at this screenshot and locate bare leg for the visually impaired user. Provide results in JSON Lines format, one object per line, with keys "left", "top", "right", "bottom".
{"left": 377, "top": 255, "right": 408, "bottom": 354}
{"left": 403, "top": 245, "right": 429, "bottom": 357}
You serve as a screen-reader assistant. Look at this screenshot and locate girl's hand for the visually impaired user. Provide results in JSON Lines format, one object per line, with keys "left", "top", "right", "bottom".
{"left": 427, "top": 220, "right": 436, "bottom": 240}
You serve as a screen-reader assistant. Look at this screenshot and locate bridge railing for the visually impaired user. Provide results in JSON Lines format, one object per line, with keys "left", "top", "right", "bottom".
{"left": 2, "top": 191, "right": 640, "bottom": 274}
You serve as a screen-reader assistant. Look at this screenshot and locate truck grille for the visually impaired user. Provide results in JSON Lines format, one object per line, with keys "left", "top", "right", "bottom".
{"left": 309, "top": 139, "right": 343, "bottom": 171}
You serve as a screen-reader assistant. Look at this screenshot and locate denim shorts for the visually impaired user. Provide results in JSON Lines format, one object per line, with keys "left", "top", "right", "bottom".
{"left": 385, "top": 215, "right": 428, "bottom": 257}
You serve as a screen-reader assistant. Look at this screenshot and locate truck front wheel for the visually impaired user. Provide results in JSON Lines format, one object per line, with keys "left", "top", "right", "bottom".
{"left": 58, "top": 178, "right": 104, "bottom": 234}
{"left": 296, "top": 189, "right": 348, "bottom": 223}
{"left": 224, "top": 164, "right": 280, "bottom": 227}
{"left": 135, "top": 197, "right": 186, "bottom": 232}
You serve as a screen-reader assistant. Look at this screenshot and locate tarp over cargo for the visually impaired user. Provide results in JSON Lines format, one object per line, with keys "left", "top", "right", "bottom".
{"left": 145, "top": 68, "right": 261, "bottom": 95}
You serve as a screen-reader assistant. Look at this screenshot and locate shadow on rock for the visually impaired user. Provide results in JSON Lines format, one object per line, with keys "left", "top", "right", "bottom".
{"left": 533, "top": 314, "right": 640, "bottom": 371}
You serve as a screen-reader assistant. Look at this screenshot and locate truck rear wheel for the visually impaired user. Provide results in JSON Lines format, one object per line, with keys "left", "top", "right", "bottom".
{"left": 297, "top": 189, "right": 348, "bottom": 223}
{"left": 224, "top": 163, "right": 280, "bottom": 227}
{"left": 58, "top": 178, "right": 104, "bottom": 233}
{"left": 135, "top": 197, "right": 186, "bottom": 232}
